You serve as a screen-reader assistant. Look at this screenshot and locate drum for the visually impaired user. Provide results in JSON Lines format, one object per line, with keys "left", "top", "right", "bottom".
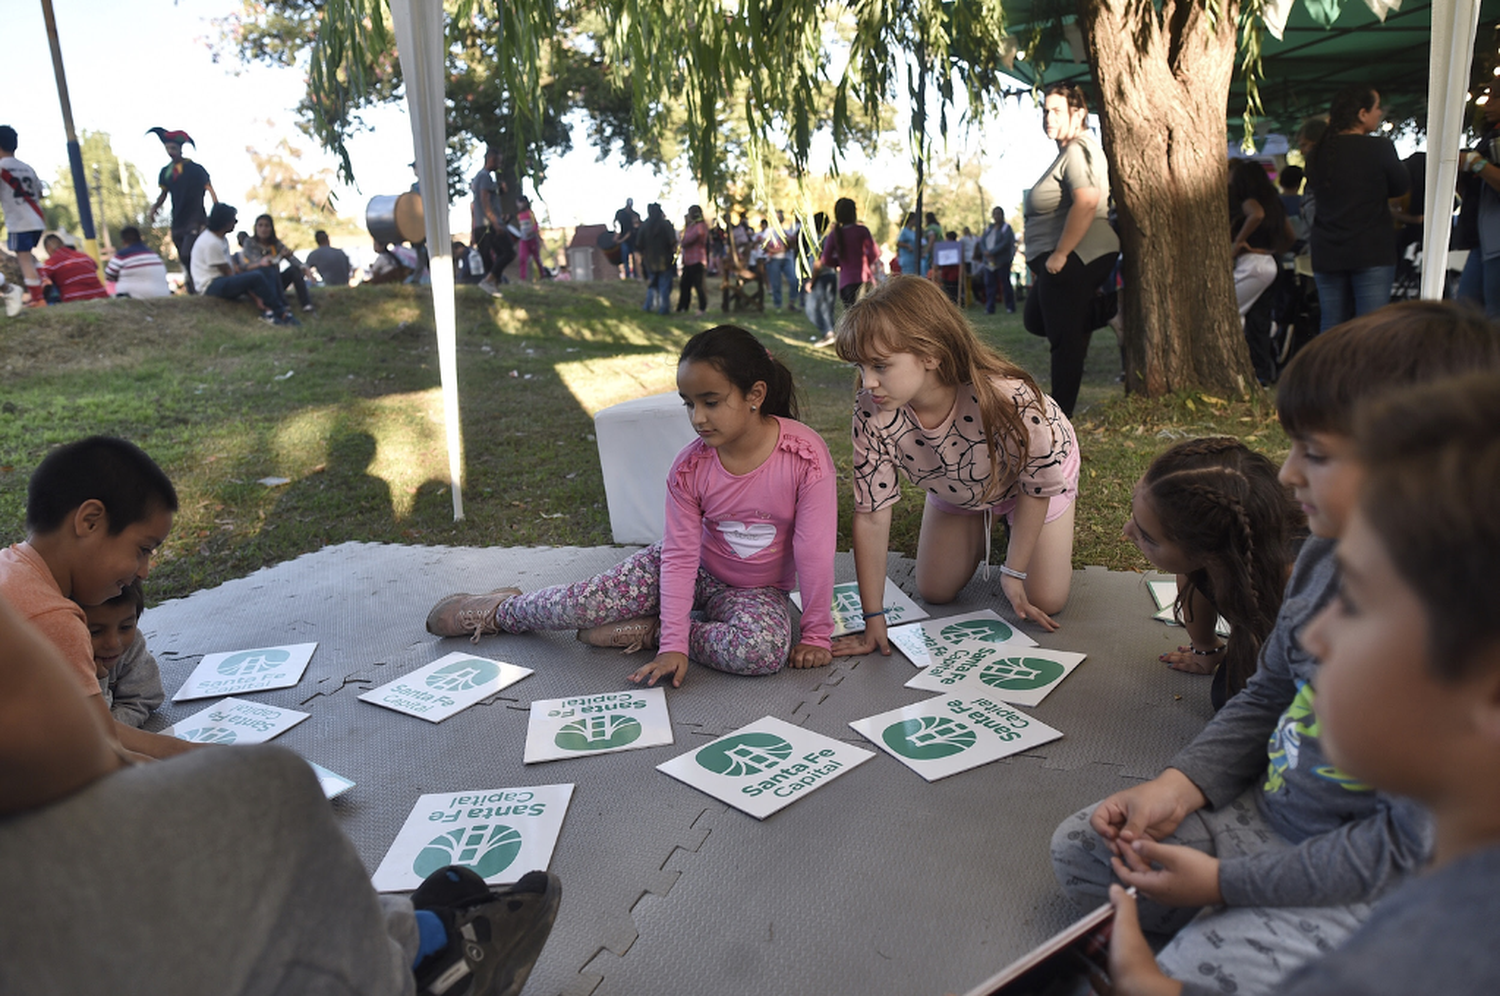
{"left": 596, "top": 230, "right": 621, "bottom": 266}
{"left": 366, "top": 192, "right": 426, "bottom": 245}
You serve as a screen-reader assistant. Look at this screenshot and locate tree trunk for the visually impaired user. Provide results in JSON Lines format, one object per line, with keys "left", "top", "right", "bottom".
{"left": 1081, "top": 0, "right": 1255, "bottom": 397}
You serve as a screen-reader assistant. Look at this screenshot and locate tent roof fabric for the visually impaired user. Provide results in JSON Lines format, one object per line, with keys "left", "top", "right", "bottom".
{"left": 998, "top": 0, "right": 1500, "bottom": 135}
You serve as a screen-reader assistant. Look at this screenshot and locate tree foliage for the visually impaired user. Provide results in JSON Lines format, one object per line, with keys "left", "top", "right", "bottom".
{"left": 242, "top": 139, "right": 365, "bottom": 249}
{"left": 40, "top": 130, "right": 163, "bottom": 254}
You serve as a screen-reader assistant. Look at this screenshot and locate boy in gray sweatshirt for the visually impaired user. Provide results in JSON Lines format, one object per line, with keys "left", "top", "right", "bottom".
{"left": 1050, "top": 302, "right": 1500, "bottom": 994}
{"left": 1105, "top": 373, "right": 1500, "bottom": 995}
{"left": 84, "top": 581, "right": 164, "bottom": 727}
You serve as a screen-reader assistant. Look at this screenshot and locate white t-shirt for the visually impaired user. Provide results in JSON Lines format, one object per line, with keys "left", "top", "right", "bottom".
{"left": 0, "top": 157, "right": 46, "bottom": 233}
{"left": 190, "top": 232, "right": 232, "bottom": 295}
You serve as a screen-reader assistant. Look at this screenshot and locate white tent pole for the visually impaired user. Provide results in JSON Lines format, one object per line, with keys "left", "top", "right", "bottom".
{"left": 389, "top": 0, "right": 465, "bottom": 520}
{"left": 1423, "top": 0, "right": 1482, "bottom": 300}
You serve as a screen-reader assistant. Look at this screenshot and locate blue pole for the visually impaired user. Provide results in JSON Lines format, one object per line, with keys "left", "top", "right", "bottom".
{"left": 42, "top": 0, "right": 101, "bottom": 267}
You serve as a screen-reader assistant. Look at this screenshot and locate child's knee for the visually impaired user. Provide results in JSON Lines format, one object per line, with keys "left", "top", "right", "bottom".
{"left": 1050, "top": 807, "right": 1112, "bottom": 890}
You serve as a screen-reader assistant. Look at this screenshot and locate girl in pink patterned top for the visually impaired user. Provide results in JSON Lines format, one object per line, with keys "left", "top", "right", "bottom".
{"left": 424, "top": 326, "right": 837, "bottom": 688}
{"left": 832, "top": 276, "right": 1080, "bottom": 658}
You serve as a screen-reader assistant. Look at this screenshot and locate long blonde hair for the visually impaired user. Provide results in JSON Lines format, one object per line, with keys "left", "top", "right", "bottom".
{"left": 834, "top": 275, "right": 1043, "bottom": 501}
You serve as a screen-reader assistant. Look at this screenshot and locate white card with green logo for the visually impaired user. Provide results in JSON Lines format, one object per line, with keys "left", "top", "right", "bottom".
{"left": 524, "top": 688, "right": 673, "bottom": 763}
{"left": 887, "top": 610, "right": 1038, "bottom": 667}
{"left": 308, "top": 761, "right": 356, "bottom": 800}
{"left": 359, "top": 651, "right": 533, "bottom": 723}
{"left": 656, "top": 716, "right": 874, "bottom": 820}
{"left": 904, "top": 643, "right": 1087, "bottom": 707}
{"left": 172, "top": 642, "right": 319, "bottom": 702}
{"left": 789, "top": 577, "right": 928, "bottom": 638}
{"left": 850, "top": 694, "right": 1063, "bottom": 782}
{"left": 161, "top": 697, "right": 310, "bottom": 744}
{"left": 371, "top": 783, "right": 574, "bottom": 892}
{"left": 1149, "top": 580, "right": 1230, "bottom": 637}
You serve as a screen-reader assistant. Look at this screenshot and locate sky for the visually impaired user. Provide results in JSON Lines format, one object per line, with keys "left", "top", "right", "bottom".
{"left": 10, "top": 0, "right": 1402, "bottom": 246}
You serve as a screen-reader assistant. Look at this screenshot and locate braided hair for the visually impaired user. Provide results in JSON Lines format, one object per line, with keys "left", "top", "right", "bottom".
{"left": 1142, "top": 437, "right": 1303, "bottom": 697}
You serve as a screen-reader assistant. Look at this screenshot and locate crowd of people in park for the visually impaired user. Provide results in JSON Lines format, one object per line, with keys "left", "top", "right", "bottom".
{"left": 0, "top": 124, "right": 356, "bottom": 318}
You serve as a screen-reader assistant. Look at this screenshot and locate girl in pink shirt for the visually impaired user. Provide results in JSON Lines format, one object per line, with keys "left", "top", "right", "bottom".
{"left": 832, "top": 276, "right": 1080, "bottom": 658}
{"left": 425, "top": 326, "right": 837, "bottom": 688}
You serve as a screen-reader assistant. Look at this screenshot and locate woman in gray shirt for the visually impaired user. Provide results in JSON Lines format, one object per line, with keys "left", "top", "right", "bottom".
{"left": 1022, "top": 82, "right": 1120, "bottom": 417}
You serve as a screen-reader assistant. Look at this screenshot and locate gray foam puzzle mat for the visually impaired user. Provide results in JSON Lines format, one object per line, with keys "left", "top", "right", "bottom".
{"left": 140, "top": 543, "right": 1213, "bottom": 996}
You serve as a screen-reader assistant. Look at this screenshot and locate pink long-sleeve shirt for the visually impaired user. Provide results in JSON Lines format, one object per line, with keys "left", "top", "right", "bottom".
{"left": 659, "top": 417, "right": 838, "bottom": 656}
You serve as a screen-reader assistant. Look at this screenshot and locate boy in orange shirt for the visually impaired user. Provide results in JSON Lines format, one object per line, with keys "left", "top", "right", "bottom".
{"left": 0, "top": 436, "right": 194, "bottom": 759}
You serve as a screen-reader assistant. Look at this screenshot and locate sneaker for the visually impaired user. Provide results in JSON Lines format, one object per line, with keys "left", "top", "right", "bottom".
{"left": 260, "top": 309, "right": 279, "bottom": 325}
{"left": 426, "top": 588, "right": 522, "bottom": 643}
{"left": 413, "top": 866, "right": 562, "bottom": 996}
{"left": 278, "top": 310, "right": 303, "bottom": 327}
{"left": 2, "top": 284, "right": 22, "bottom": 318}
{"left": 576, "top": 616, "right": 659, "bottom": 653}
{"left": 302, "top": 303, "right": 316, "bottom": 313}
{"left": 477, "top": 277, "right": 503, "bottom": 298}
{"left": 812, "top": 331, "right": 837, "bottom": 349}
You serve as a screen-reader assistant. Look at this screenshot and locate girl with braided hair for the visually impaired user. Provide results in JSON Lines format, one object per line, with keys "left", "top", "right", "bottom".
{"left": 1124, "top": 437, "right": 1303, "bottom": 709}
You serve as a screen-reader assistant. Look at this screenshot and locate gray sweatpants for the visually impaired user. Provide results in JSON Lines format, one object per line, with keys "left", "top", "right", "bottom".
{"left": 0, "top": 745, "right": 419, "bottom": 996}
{"left": 1050, "top": 790, "right": 1372, "bottom": 996}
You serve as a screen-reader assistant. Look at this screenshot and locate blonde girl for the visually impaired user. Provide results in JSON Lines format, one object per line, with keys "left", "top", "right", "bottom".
{"left": 832, "top": 275, "right": 1079, "bottom": 656}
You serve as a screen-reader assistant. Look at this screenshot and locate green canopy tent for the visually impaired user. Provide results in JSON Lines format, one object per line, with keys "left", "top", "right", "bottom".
{"left": 991, "top": 0, "right": 1500, "bottom": 305}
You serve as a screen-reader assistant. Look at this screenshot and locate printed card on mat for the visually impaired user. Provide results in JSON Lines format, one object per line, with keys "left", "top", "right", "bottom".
{"left": 359, "top": 651, "right": 533, "bottom": 723}
{"left": 161, "top": 697, "right": 309, "bottom": 744}
{"left": 850, "top": 694, "right": 1062, "bottom": 782}
{"left": 172, "top": 642, "right": 318, "bottom": 702}
{"left": 1148, "top": 580, "right": 1230, "bottom": 637}
{"left": 308, "top": 761, "right": 356, "bottom": 799}
{"left": 524, "top": 688, "right": 673, "bottom": 763}
{"left": 904, "top": 643, "right": 1086, "bottom": 707}
{"left": 789, "top": 578, "right": 928, "bottom": 637}
{"left": 656, "top": 716, "right": 874, "bottom": 820}
{"left": 372, "top": 784, "right": 574, "bottom": 892}
{"left": 887, "top": 609, "right": 1037, "bottom": 667}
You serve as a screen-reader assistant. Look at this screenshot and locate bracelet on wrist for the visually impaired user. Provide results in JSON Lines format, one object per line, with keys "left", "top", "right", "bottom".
{"left": 862, "top": 609, "right": 887, "bottom": 620}
{"left": 1190, "top": 643, "right": 1226, "bottom": 656}
{"left": 998, "top": 563, "right": 1028, "bottom": 581}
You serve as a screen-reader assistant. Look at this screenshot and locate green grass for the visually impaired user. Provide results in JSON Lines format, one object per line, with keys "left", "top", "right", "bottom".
{"left": 0, "top": 280, "right": 1286, "bottom": 603}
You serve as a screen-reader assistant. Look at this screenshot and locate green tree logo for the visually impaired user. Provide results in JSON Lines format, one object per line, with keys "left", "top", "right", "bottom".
{"left": 178, "top": 725, "right": 239, "bottom": 744}
{"left": 882, "top": 716, "right": 977, "bottom": 759}
{"left": 555, "top": 713, "right": 643, "bottom": 751}
{"left": 425, "top": 658, "right": 502, "bottom": 692}
{"left": 216, "top": 648, "right": 292, "bottom": 677}
{"left": 695, "top": 732, "right": 795, "bottom": 776}
{"left": 980, "top": 656, "right": 1065, "bottom": 691}
{"left": 941, "top": 619, "right": 1016, "bottom": 645}
{"left": 413, "top": 824, "right": 523, "bottom": 879}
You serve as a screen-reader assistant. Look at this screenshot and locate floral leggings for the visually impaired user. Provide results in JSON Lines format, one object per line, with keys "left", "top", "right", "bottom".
{"left": 492, "top": 543, "right": 793, "bottom": 675}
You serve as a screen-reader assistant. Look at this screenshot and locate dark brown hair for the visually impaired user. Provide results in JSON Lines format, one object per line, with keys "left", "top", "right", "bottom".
{"left": 1143, "top": 437, "right": 1302, "bottom": 695}
{"left": 1277, "top": 301, "right": 1500, "bottom": 438}
{"left": 679, "top": 325, "right": 798, "bottom": 420}
{"left": 1044, "top": 81, "right": 1089, "bottom": 115}
{"left": 835, "top": 275, "right": 1044, "bottom": 502}
{"left": 1356, "top": 373, "right": 1500, "bottom": 680}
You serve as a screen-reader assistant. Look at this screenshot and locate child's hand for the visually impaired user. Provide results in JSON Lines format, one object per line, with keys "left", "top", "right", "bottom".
{"left": 1111, "top": 839, "right": 1223, "bottom": 908}
{"left": 831, "top": 615, "right": 891, "bottom": 657}
{"left": 628, "top": 652, "right": 689, "bottom": 688}
{"left": 1105, "top": 886, "right": 1184, "bottom": 996}
{"left": 787, "top": 643, "right": 832, "bottom": 669}
{"left": 1000, "top": 574, "right": 1059, "bottom": 632}
{"left": 1159, "top": 646, "right": 1219, "bottom": 674}
{"left": 1089, "top": 770, "right": 1207, "bottom": 856}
